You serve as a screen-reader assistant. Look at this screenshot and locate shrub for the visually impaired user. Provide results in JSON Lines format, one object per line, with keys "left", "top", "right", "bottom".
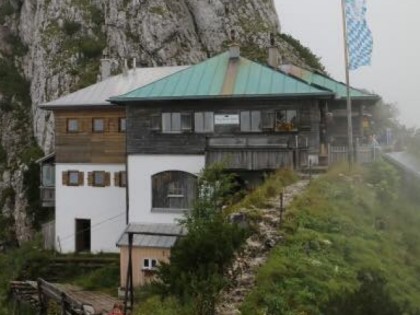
{"left": 63, "top": 20, "right": 81, "bottom": 36}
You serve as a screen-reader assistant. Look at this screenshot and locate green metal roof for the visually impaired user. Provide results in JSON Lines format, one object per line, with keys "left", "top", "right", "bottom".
{"left": 280, "top": 64, "right": 378, "bottom": 101}
{"left": 110, "top": 52, "right": 332, "bottom": 102}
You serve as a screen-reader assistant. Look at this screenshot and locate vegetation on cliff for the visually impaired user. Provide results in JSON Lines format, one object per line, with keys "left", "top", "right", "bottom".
{"left": 241, "top": 161, "right": 420, "bottom": 315}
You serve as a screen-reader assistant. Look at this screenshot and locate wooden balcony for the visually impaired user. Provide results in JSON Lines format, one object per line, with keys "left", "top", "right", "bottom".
{"left": 40, "top": 187, "right": 55, "bottom": 208}
{"left": 205, "top": 135, "right": 308, "bottom": 171}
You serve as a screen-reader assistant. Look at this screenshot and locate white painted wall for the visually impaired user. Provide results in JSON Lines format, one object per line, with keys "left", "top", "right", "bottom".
{"left": 55, "top": 164, "right": 126, "bottom": 253}
{"left": 128, "top": 155, "right": 205, "bottom": 224}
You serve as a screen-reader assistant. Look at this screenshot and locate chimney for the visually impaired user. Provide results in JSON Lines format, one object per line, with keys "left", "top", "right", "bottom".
{"left": 268, "top": 33, "right": 281, "bottom": 68}
{"left": 122, "top": 59, "right": 129, "bottom": 76}
{"left": 100, "top": 57, "right": 112, "bottom": 81}
{"left": 229, "top": 30, "right": 240, "bottom": 59}
{"left": 132, "top": 58, "right": 137, "bottom": 71}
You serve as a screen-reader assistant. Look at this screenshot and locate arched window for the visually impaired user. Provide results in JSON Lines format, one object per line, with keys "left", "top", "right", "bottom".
{"left": 152, "top": 171, "right": 197, "bottom": 210}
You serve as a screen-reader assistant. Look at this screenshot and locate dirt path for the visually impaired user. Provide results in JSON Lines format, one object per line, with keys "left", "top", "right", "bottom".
{"left": 216, "top": 179, "right": 310, "bottom": 315}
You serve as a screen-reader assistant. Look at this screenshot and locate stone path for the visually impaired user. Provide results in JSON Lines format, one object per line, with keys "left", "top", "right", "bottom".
{"left": 216, "top": 179, "right": 310, "bottom": 315}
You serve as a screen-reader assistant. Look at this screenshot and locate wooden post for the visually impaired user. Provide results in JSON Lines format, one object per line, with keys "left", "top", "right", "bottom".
{"left": 295, "top": 135, "right": 299, "bottom": 170}
{"left": 279, "top": 190, "right": 284, "bottom": 224}
{"left": 60, "top": 292, "right": 66, "bottom": 315}
{"left": 37, "top": 279, "right": 46, "bottom": 315}
{"left": 124, "top": 233, "right": 134, "bottom": 314}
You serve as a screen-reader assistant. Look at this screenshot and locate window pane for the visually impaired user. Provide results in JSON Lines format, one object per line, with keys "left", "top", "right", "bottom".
{"left": 150, "top": 115, "right": 160, "bottom": 130}
{"left": 143, "top": 259, "right": 149, "bottom": 268}
{"left": 93, "top": 118, "right": 104, "bottom": 132}
{"left": 119, "top": 118, "right": 126, "bottom": 132}
{"left": 94, "top": 171, "right": 105, "bottom": 186}
{"left": 181, "top": 113, "right": 192, "bottom": 131}
{"left": 240, "top": 111, "right": 250, "bottom": 132}
{"left": 68, "top": 119, "right": 79, "bottom": 132}
{"left": 162, "top": 113, "right": 171, "bottom": 132}
{"left": 171, "top": 113, "right": 181, "bottom": 132}
{"left": 152, "top": 171, "right": 197, "bottom": 209}
{"left": 262, "top": 111, "right": 274, "bottom": 130}
{"left": 194, "top": 113, "right": 204, "bottom": 132}
{"left": 251, "top": 111, "right": 261, "bottom": 131}
{"left": 69, "top": 171, "right": 79, "bottom": 185}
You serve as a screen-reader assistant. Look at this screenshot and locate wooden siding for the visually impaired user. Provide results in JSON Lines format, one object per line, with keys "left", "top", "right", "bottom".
{"left": 120, "top": 246, "right": 171, "bottom": 288}
{"left": 54, "top": 108, "right": 125, "bottom": 163}
{"left": 127, "top": 99, "right": 320, "bottom": 155}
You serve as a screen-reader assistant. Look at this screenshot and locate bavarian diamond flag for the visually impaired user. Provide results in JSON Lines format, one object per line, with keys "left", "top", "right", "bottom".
{"left": 345, "top": 0, "right": 373, "bottom": 70}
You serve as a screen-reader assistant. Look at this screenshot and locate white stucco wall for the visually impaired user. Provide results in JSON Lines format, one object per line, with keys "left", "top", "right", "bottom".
{"left": 55, "top": 164, "right": 126, "bottom": 253}
{"left": 128, "top": 155, "right": 205, "bottom": 224}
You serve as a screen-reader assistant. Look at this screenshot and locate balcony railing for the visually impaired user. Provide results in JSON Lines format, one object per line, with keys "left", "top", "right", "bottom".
{"left": 205, "top": 135, "right": 308, "bottom": 170}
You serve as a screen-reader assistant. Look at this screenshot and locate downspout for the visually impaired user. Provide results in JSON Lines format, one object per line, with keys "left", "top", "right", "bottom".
{"left": 125, "top": 104, "right": 130, "bottom": 225}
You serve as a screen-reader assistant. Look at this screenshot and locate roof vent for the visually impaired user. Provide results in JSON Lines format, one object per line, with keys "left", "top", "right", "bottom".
{"left": 268, "top": 33, "right": 281, "bottom": 68}
{"left": 123, "top": 59, "right": 129, "bottom": 76}
{"left": 229, "top": 30, "right": 240, "bottom": 59}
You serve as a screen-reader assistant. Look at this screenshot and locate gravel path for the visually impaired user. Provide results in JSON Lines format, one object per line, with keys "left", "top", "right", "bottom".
{"left": 216, "top": 179, "right": 310, "bottom": 315}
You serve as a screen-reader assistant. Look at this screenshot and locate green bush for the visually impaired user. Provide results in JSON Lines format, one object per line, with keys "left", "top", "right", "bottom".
{"left": 79, "top": 36, "right": 106, "bottom": 59}
{"left": 63, "top": 20, "right": 81, "bottom": 36}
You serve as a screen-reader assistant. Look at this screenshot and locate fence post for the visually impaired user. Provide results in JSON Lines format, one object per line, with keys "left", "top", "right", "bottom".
{"left": 355, "top": 138, "right": 360, "bottom": 164}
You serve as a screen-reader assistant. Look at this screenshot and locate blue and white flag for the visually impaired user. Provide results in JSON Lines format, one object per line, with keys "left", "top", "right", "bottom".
{"left": 345, "top": 0, "right": 373, "bottom": 70}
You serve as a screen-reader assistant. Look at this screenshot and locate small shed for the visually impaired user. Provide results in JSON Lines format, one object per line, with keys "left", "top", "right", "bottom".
{"left": 116, "top": 223, "right": 186, "bottom": 288}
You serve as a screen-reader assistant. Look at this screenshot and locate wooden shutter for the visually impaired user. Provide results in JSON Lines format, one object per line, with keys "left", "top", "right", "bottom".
{"left": 105, "top": 172, "right": 111, "bottom": 186}
{"left": 78, "top": 172, "right": 84, "bottom": 186}
{"left": 62, "top": 171, "right": 69, "bottom": 185}
{"left": 87, "top": 172, "right": 93, "bottom": 186}
{"left": 114, "top": 172, "right": 120, "bottom": 187}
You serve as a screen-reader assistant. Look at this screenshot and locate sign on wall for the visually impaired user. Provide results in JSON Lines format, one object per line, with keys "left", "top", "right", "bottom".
{"left": 214, "top": 114, "right": 239, "bottom": 125}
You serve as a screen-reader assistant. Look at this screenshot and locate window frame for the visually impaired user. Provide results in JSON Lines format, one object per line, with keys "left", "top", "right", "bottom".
{"left": 92, "top": 171, "right": 106, "bottom": 187}
{"left": 119, "top": 117, "right": 127, "bottom": 132}
{"left": 92, "top": 118, "right": 105, "bottom": 133}
{"left": 67, "top": 118, "right": 79, "bottom": 133}
{"left": 142, "top": 258, "right": 158, "bottom": 270}
{"left": 119, "top": 171, "right": 127, "bottom": 187}
{"left": 68, "top": 171, "right": 81, "bottom": 186}
{"left": 162, "top": 112, "right": 192, "bottom": 133}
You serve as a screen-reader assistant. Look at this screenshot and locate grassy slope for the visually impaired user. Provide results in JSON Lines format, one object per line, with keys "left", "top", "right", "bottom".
{"left": 241, "top": 162, "right": 420, "bottom": 315}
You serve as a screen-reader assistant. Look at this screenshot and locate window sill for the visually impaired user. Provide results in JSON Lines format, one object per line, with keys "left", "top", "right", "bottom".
{"left": 151, "top": 208, "right": 189, "bottom": 214}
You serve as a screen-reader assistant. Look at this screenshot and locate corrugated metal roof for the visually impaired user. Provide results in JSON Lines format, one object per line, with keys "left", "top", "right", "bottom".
{"left": 280, "top": 64, "right": 378, "bottom": 100}
{"left": 110, "top": 52, "right": 333, "bottom": 102}
{"left": 40, "top": 66, "right": 189, "bottom": 108}
{"left": 116, "top": 223, "right": 186, "bottom": 248}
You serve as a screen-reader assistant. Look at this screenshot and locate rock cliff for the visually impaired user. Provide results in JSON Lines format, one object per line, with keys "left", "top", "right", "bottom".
{"left": 0, "top": 0, "right": 322, "bottom": 243}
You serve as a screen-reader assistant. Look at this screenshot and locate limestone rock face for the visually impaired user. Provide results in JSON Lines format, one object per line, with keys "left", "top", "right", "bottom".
{"left": 0, "top": 0, "right": 313, "bottom": 243}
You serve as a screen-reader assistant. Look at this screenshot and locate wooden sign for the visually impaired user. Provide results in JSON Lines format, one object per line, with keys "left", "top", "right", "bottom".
{"left": 214, "top": 114, "right": 239, "bottom": 125}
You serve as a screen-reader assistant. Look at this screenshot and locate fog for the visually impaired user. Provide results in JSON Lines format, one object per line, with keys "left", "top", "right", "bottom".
{"left": 275, "top": 0, "right": 420, "bottom": 128}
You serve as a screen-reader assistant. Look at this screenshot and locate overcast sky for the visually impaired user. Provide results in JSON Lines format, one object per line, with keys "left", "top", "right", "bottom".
{"left": 274, "top": 0, "right": 420, "bottom": 128}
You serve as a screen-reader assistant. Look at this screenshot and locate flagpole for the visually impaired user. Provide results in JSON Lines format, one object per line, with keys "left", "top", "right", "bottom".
{"left": 341, "top": 0, "right": 354, "bottom": 166}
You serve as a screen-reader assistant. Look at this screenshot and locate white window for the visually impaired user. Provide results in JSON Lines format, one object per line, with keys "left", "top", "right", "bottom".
{"left": 194, "top": 112, "right": 214, "bottom": 133}
{"left": 143, "top": 258, "right": 158, "bottom": 270}
{"left": 119, "top": 117, "right": 126, "bottom": 132}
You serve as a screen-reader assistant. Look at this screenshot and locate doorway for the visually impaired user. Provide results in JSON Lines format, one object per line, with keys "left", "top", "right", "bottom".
{"left": 75, "top": 219, "right": 91, "bottom": 252}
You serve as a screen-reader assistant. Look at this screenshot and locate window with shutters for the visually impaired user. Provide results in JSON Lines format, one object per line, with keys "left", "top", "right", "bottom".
{"left": 67, "top": 119, "right": 79, "bottom": 133}
{"left": 92, "top": 118, "right": 105, "bottom": 133}
{"left": 62, "top": 171, "right": 84, "bottom": 186}
{"left": 114, "top": 171, "right": 127, "bottom": 187}
{"left": 152, "top": 171, "right": 197, "bottom": 211}
{"left": 88, "top": 171, "right": 110, "bottom": 187}
{"left": 240, "top": 111, "right": 261, "bottom": 132}
{"left": 194, "top": 112, "right": 214, "bottom": 133}
{"left": 162, "top": 113, "right": 192, "bottom": 133}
